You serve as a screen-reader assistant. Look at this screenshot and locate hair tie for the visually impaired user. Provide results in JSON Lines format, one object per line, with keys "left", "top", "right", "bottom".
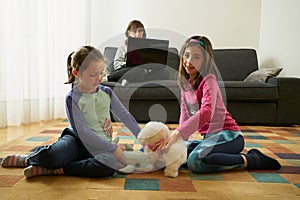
{"left": 189, "top": 38, "right": 205, "bottom": 48}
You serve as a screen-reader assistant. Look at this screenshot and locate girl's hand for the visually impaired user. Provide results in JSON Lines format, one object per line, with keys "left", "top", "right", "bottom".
{"left": 113, "top": 145, "right": 125, "bottom": 168}
{"left": 155, "top": 130, "right": 181, "bottom": 153}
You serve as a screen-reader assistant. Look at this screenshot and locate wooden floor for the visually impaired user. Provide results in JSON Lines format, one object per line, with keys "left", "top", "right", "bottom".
{"left": 0, "top": 119, "right": 299, "bottom": 200}
{"left": 0, "top": 120, "right": 58, "bottom": 148}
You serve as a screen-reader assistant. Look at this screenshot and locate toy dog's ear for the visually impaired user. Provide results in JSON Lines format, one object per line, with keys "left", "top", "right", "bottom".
{"left": 137, "top": 137, "right": 145, "bottom": 145}
{"left": 162, "top": 124, "right": 170, "bottom": 136}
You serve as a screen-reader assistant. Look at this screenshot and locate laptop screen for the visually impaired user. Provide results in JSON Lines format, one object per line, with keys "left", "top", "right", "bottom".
{"left": 126, "top": 37, "right": 169, "bottom": 67}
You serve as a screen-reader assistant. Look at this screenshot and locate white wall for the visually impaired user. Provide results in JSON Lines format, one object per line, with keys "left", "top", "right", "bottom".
{"left": 90, "top": 0, "right": 300, "bottom": 77}
{"left": 259, "top": 0, "right": 300, "bottom": 77}
{"left": 90, "top": 0, "right": 261, "bottom": 49}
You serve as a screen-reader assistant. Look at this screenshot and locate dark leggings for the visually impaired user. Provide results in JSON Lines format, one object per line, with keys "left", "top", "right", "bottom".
{"left": 187, "top": 135, "right": 245, "bottom": 173}
{"left": 107, "top": 65, "right": 170, "bottom": 82}
{"left": 107, "top": 67, "right": 146, "bottom": 82}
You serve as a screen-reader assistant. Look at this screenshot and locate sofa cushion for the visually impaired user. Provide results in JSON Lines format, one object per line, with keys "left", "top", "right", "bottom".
{"left": 220, "top": 81, "right": 278, "bottom": 101}
{"left": 102, "top": 80, "right": 180, "bottom": 100}
{"left": 214, "top": 49, "right": 258, "bottom": 81}
{"left": 103, "top": 47, "right": 117, "bottom": 73}
{"left": 244, "top": 67, "right": 283, "bottom": 83}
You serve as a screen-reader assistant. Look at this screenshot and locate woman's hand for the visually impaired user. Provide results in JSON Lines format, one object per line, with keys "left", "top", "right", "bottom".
{"left": 155, "top": 130, "right": 182, "bottom": 153}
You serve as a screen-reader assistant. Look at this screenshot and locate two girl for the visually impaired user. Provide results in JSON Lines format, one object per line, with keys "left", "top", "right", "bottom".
{"left": 2, "top": 36, "right": 282, "bottom": 177}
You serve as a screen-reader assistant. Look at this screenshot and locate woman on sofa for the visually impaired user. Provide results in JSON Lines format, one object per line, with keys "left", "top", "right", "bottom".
{"left": 104, "top": 20, "right": 148, "bottom": 83}
{"left": 114, "top": 20, "right": 146, "bottom": 70}
{"left": 154, "top": 35, "right": 281, "bottom": 173}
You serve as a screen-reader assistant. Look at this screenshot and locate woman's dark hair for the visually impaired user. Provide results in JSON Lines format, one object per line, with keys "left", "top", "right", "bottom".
{"left": 124, "top": 20, "right": 146, "bottom": 45}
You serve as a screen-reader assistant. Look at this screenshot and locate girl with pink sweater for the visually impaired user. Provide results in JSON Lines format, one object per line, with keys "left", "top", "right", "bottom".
{"left": 156, "top": 36, "right": 281, "bottom": 173}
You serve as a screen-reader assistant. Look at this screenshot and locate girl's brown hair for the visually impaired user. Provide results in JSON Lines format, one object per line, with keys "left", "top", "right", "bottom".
{"left": 65, "top": 45, "right": 104, "bottom": 84}
{"left": 178, "top": 35, "right": 218, "bottom": 90}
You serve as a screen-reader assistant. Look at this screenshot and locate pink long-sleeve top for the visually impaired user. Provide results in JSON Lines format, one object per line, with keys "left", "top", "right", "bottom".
{"left": 177, "top": 74, "right": 240, "bottom": 140}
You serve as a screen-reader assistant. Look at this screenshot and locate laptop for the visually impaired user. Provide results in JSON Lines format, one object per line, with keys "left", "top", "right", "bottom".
{"left": 126, "top": 37, "right": 169, "bottom": 67}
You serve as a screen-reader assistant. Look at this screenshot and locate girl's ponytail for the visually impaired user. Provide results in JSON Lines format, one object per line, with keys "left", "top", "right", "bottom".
{"left": 64, "top": 52, "right": 75, "bottom": 84}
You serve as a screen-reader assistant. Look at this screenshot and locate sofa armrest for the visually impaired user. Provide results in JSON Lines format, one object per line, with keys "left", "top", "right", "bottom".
{"left": 267, "top": 77, "right": 300, "bottom": 125}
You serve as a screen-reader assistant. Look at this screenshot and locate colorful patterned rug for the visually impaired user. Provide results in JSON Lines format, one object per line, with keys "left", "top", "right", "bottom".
{"left": 0, "top": 120, "right": 299, "bottom": 199}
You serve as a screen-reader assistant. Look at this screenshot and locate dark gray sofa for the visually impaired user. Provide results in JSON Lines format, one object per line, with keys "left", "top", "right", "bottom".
{"left": 103, "top": 47, "right": 181, "bottom": 123}
{"left": 102, "top": 47, "right": 300, "bottom": 126}
{"left": 214, "top": 49, "right": 300, "bottom": 125}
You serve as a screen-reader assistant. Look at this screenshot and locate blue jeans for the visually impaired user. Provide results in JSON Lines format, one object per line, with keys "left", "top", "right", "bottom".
{"left": 26, "top": 127, "right": 115, "bottom": 178}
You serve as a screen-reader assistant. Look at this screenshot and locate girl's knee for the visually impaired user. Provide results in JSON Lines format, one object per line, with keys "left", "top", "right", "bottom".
{"left": 187, "top": 152, "right": 210, "bottom": 174}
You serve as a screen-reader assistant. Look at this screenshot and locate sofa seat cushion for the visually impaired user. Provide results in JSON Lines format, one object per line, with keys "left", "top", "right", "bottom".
{"left": 102, "top": 80, "right": 180, "bottom": 101}
{"left": 220, "top": 81, "right": 278, "bottom": 101}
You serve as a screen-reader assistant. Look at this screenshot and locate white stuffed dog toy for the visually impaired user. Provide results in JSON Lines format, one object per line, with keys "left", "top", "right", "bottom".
{"left": 137, "top": 121, "right": 187, "bottom": 178}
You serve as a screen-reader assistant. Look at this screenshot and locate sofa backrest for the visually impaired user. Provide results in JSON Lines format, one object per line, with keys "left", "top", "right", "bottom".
{"left": 103, "top": 47, "right": 118, "bottom": 73}
{"left": 104, "top": 47, "right": 258, "bottom": 82}
{"left": 213, "top": 49, "right": 258, "bottom": 81}
{"left": 103, "top": 47, "right": 180, "bottom": 73}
